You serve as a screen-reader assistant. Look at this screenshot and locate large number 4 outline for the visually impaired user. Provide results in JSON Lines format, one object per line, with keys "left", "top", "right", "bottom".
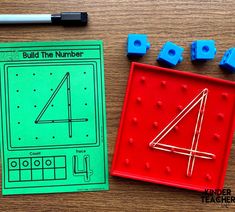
{"left": 149, "top": 88, "right": 215, "bottom": 177}
{"left": 73, "top": 155, "right": 93, "bottom": 182}
{"left": 35, "top": 72, "right": 88, "bottom": 138}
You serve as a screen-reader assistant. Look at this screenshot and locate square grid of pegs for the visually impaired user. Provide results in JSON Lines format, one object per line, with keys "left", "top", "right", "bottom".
{"left": 111, "top": 62, "right": 235, "bottom": 191}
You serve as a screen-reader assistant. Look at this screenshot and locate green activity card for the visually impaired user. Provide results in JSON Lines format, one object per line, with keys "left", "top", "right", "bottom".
{"left": 0, "top": 40, "right": 108, "bottom": 195}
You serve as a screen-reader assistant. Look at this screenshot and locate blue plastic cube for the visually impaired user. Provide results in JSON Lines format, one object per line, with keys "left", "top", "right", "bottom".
{"left": 220, "top": 48, "right": 235, "bottom": 72}
{"left": 157, "top": 41, "right": 184, "bottom": 67}
{"left": 191, "top": 40, "right": 216, "bottom": 61}
{"left": 127, "top": 34, "right": 150, "bottom": 57}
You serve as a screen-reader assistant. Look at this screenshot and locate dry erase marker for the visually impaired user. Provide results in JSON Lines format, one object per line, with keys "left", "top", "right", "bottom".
{"left": 0, "top": 12, "right": 88, "bottom": 26}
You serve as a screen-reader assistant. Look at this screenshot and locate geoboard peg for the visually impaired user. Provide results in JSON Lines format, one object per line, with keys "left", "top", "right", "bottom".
{"left": 140, "top": 76, "right": 146, "bottom": 84}
{"left": 165, "top": 166, "right": 171, "bottom": 174}
{"left": 132, "top": 117, "right": 138, "bottom": 125}
{"left": 145, "top": 162, "right": 150, "bottom": 170}
{"left": 173, "top": 125, "right": 179, "bottom": 132}
{"left": 181, "top": 84, "right": 188, "bottom": 92}
{"left": 156, "top": 101, "right": 163, "bottom": 108}
{"left": 177, "top": 105, "right": 183, "bottom": 112}
{"left": 221, "top": 92, "right": 228, "bottom": 100}
{"left": 213, "top": 133, "right": 220, "bottom": 141}
{"left": 195, "top": 130, "right": 200, "bottom": 136}
{"left": 125, "top": 158, "right": 130, "bottom": 166}
{"left": 153, "top": 121, "right": 158, "bottom": 129}
{"left": 128, "top": 138, "right": 134, "bottom": 145}
{"left": 161, "top": 80, "right": 167, "bottom": 87}
{"left": 217, "top": 113, "right": 224, "bottom": 121}
{"left": 199, "top": 109, "right": 205, "bottom": 115}
{"left": 205, "top": 174, "right": 212, "bottom": 181}
{"left": 136, "top": 97, "right": 142, "bottom": 104}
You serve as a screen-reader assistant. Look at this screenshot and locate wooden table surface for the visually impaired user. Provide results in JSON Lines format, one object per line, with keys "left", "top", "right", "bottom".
{"left": 0, "top": 0, "right": 234, "bottom": 211}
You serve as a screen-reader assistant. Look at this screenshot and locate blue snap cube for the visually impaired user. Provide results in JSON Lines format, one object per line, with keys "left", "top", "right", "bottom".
{"left": 157, "top": 41, "right": 184, "bottom": 67}
{"left": 127, "top": 34, "right": 150, "bottom": 57}
{"left": 191, "top": 40, "right": 216, "bottom": 61}
{"left": 220, "top": 48, "right": 235, "bottom": 72}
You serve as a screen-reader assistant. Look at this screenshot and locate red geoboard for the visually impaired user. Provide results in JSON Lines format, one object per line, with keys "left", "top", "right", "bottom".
{"left": 111, "top": 62, "right": 235, "bottom": 191}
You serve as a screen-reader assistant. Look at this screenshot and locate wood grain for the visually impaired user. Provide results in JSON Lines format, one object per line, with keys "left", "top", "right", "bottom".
{"left": 0, "top": 0, "right": 235, "bottom": 211}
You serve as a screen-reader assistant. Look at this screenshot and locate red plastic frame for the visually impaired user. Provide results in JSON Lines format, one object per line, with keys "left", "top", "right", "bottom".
{"left": 111, "top": 62, "right": 235, "bottom": 192}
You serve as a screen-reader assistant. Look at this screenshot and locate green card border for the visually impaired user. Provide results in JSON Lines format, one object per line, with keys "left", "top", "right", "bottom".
{"left": 0, "top": 42, "right": 108, "bottom": 192}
